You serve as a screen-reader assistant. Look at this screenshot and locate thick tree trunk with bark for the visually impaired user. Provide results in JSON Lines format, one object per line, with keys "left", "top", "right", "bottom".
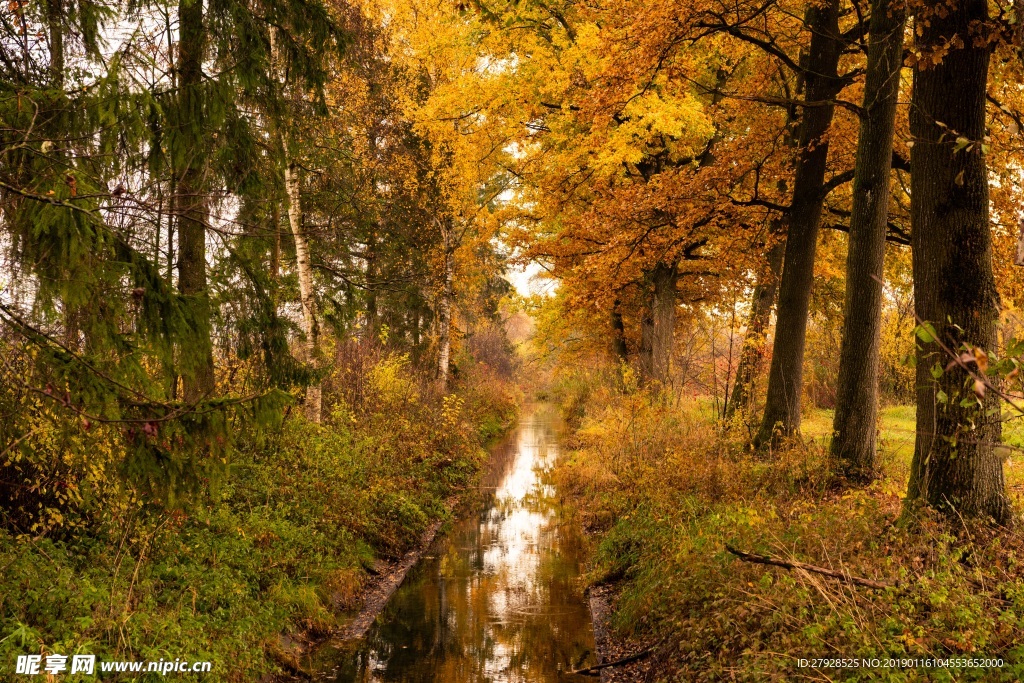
{"left": 727, "top": 238, "right": 785, "bottom": 418}
{"left": 754, "top": 0, "right": 843, "bottom": 449}
{"left": 638, "top": 264, "right": 677, "bottom": 384}
{"left": 650, "top": 263, "right": 677, "bottom": 384}
{"left": 639, "top": 309, "right": 654, "bottom": 378}
{"left": 830, "top": 0, "right": 907, "bottom": 482}
{"left": 906, "top": 0, "right": 1010, "bottom": 522}
{"left": 283, "top": 155, "right": 321, "bottom": 423}
{"left": 176, "top": 0, "right": 216, "bottom": 403}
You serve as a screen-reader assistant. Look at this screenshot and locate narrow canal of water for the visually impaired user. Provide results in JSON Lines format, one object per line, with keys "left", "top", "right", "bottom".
{"left": 318, "top": 404, "right": 597, "bottom": 682}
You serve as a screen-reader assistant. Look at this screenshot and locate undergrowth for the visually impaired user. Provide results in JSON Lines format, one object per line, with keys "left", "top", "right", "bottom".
{"left": 1, "top": 353, "right": 520, "bottom": 681}
{"left": 553, "top": 373, "right": 1024, "bottom": 682}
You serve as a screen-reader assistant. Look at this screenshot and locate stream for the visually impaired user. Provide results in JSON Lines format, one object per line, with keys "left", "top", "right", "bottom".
{"left": 316, "top": 404, "right": 597, "bottom": 682}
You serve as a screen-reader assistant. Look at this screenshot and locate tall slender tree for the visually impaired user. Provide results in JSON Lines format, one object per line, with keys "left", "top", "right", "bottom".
{"left": 174, "top": 0, "right": 216, "bottom": 402}
{"left": 754, "top": 0, "right": 844, "bottom": 448}
{"left": 830, "top": 0, "right": 907, "bottom": 482}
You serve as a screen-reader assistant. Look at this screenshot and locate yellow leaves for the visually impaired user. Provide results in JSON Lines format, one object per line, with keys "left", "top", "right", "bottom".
{"left": 368, "top": 353, "right": 419, "bottom": 406}
{"left": 590, "top": 89, "right": 713, "bottom": 172}
{"left": 909, "top": 34, "right": 963, "bottom": 70}
{"left": 973, "top": 346, "right": 989, "bottom": 373}
{"left": 440, "top": 393, "right": 464, "bottom": 427}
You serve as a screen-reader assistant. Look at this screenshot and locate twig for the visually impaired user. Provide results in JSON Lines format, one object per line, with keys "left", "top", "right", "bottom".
{"left": 571, "top": 640, "right": 662, "bottom": 676}
{"left": 726, "top": 544, "right": 893, "bottom": 590}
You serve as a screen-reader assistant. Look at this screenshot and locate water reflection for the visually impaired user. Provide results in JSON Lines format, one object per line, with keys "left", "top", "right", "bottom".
{"left": 325, "top": 405, "right": 596, "bottom": 682}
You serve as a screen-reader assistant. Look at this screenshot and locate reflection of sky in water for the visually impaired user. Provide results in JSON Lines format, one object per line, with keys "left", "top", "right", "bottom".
{"left": 328, "top": 408, "right": 596, "bottom": 682}
{"left": 481, "top": 429, "right": 555, "bottom": 614}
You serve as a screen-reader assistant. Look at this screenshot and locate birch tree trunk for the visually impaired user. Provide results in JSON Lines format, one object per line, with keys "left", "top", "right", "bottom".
{"left": 270, "top": 28, "right": 320, "bottom": 422}
{"left": 437, "top": 220, "right": 455, "bottom": 393}
{"left": 830, "top": 0, "right": 907, "bottom": 482}
{"left": 283, "top": 148, "right": 322, "bottom": 423}
{"left": 271, "top": 201, "right": 281, "bottom": 283}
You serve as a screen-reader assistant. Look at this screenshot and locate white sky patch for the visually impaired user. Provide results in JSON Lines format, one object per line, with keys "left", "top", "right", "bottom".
{"left": 507, "top": 261, "right": 556, "bottom": 297}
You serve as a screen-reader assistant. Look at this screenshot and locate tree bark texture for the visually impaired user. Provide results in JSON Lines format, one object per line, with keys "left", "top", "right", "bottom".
{"left": 271, "top": 201, "right": 281, "bottom": 283}
{"left": 610, "top": 298, "right": 629, "bottom": 364}
{"left": 755, "top": 0, "right": 843, "bottom": 449}
{"left": 906, "top": 0, "right": 1010, "bottom": 522}
{"left": 650, "top": 263, "right": 678, "bottom": 384}
{"left": 46, "top": 0, "right": 64, "bottom": 87}
{"left": 639, "top": 309, "right": 654, "bottom": 379}
{"left": 830, "top": 0, "right": 907, "bottom": 482}
{"left": 176, "top": 0, "right": 216, "bottom": 403}
{"left": 437, "top": 222, "right": 455, "bottom": 393}
{"left": 727, "top": 238, "right": 785, "bottom": 418}
{"left": 284, "top": 154, "right": 321, "bottom": 423}
{"left": 639, "top": 264, "right": 677, "bottom": 384}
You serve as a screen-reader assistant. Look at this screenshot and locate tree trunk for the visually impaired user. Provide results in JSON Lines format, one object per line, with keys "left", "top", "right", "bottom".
{"left": 437, "top": 221, "right": 455, "bottom": 393}
{"left": 365, "top": 230, "right": 379, "bottom": 339}
{"left": 1015, "top": 216, "right": 1024, "bottom": 266}
{"left": 727, "top": 237, "right": 785, "bottom": 418}
{"left": 50, "top": 0, "right": 76, "bottom": 347}
{"left": 638, "top": 264, "right": 677, "bottom": 384}
{"left": 270, "top": 27, "right": 320, "bottom": 422}
{"left": 830, "top": 0, "right": 907, "bottom": 482}
{"left": 650, "top": 263, "right": 677, "bottom": 384}
{"left": 412, "top": 306, "right": 421, "bottom": 348}
{"left": 639, "top": 309, "right": 654, "bottom": 379}
{"left": 906, "top": 0, "right": 1010, "bottom": 522}
{"left": 176, "top": 0, "right": 215, "bottom": 403}
{"left": 610, "top": 298, "right": 629, "bottom": 363}
{"left": 46, "top": 0, "right": 63, "bottom": 87}
{"left": 271, "top": 201, "right": 281, "bottom": 283}
{"left": 754, "top": 0, "right": 843, "bottom": 449}
{"left": 284, "top": 154, "right": 321, "bottom": 423}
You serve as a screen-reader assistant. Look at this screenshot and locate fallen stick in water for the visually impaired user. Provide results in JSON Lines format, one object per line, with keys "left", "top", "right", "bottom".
{"left": 570, "top": 640, "right": 661, "bottom": 677}
{"left": 725, "top": 544, "right": 893, "bottom": 589}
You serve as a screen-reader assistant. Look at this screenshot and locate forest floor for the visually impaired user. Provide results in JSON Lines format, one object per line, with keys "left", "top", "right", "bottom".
{"left": 556, "top": 381, "right": 1024, "bottom": 682}
{"left": 0, "top": 361, "right": 520, "bottom": 683}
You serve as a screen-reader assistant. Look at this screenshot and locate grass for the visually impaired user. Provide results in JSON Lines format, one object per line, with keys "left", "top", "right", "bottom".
{"left": 554, "top": 378, "right": 1024, "bottom": 682}
{"left": 803, "top": 404, "right": 1024, "bottom": 494}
